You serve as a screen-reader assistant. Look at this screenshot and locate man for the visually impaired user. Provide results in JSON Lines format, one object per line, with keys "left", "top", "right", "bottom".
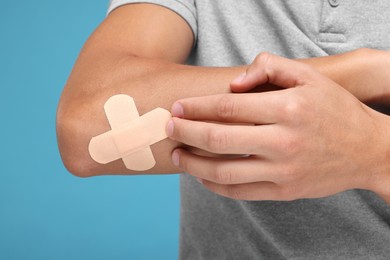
{"left": 57, "top": 1, "right": 390, "bottom": 258}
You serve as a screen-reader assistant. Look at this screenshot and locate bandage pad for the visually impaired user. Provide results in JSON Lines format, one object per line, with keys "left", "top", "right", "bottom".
{"left": 88, "top": 94, "right": 171, "bottom": 171}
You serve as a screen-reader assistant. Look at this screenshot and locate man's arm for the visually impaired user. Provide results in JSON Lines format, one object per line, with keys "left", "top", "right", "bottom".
{"left": 56, "top": 4, "right": 246, "bottom": 177}
{"left": 300, "top": 49, "right": 390, "bottom": 105}
{"left": 57, "top": 4, "right": 389, "bottom": 177}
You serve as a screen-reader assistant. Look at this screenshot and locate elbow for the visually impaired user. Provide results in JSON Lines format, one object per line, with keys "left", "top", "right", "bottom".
{"left": 61, "top": 156, "right": 95, "bottom": 178}
{"left": 59, "top": 147, "right": 95, "bottom": 178}
{"left": 56, "top": 98, "right": 98, "bottom": 178}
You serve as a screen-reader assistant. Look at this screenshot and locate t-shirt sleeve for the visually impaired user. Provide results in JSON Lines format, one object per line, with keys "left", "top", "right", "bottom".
{"left": 107, "top": 0, "right": 197, "bottom": 41}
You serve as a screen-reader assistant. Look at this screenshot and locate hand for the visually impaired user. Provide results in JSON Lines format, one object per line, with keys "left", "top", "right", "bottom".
{"left": 166, "top": 53, "right": 390, "bottom": 201}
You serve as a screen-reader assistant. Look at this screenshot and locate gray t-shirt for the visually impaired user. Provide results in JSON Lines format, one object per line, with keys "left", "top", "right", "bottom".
{"left": 108, "top": 1, "right": 390, "bottom": 259}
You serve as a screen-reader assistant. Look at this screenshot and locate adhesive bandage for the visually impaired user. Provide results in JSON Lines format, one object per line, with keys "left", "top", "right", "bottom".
{"left": 88, "top": 94, "right": 171, "bottom": 171}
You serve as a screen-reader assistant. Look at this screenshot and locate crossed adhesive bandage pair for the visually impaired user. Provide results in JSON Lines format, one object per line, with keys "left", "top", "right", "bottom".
{"left": 89, "top": 95, "right": 171, "bottom": 171}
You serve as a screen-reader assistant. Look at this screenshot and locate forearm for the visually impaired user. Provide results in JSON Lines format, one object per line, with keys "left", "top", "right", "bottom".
{"left": 300, "top": 48, "right": 390, "bottom": 105}
{"left": 57, "top": 47, "right": 389, "bottom": 177}
{"left": 57, "top": 55, "right": 245, "bottom": 177}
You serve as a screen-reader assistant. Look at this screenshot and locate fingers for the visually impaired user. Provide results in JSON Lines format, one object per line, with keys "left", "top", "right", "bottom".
{"left": 172, "top": 148, "right": 289, "bottom": 201}
{"left": 172, "top": 148, "right": 304, "bottom": 201}
{"left": 170, "top": 93, "right": 285, "bottom": 123}
{"left": 167, "top": 118, "right": 279, "bottom": 155}
{"left": 172, "top": 149, "right": 276, "bottom": 184}
{"left": 230, "top": 52, "right": 320, "bottom": 93}
{"left": 201, "top": 180, "right": 283, "bottom": 201}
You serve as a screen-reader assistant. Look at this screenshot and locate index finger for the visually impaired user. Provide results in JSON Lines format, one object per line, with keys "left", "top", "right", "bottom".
{"left": 171, "top": 92, "right": 287, "bottom": 124}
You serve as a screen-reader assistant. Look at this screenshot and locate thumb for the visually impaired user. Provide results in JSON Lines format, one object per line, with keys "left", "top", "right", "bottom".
{"left": 230, "top": 53, "right": 315, "bottom": 92}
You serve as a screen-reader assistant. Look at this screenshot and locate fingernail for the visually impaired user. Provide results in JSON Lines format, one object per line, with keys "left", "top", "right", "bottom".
{"left": 231, "top": 72, "right": 247, "bottom": 85}
{"left": 166, "top": 119, "right": 174, "bottom": 137}
{"left": 172, "top": 150, "right": 180, "bottom": 167}
{"left": 196, "top": 178, "right": 203, "bottom": 184}
{"left": 171, "top": 102, "right": 184, "bottom": 118}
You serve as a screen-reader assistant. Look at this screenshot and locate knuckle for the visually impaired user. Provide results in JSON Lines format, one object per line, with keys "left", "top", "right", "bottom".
{"left": 205, "top": 128, "right": 229, "bottom": 153}
{"left": 217, "top": 95, "right": 238, "bottom": 120}
{"left": 281, "top": 94, "right": 311, "bottom": 124}
{"left": 254, "top": 52, "right": 272, "bottom": 66}
{"left": 213, "top": 164, "right": 233, "bottom": 184}
{"left": 284, "top": 95, "right": 303, "bottom": 116}
{"left": 248, "top": 52, "right": 274, "bottom": 82}
{"left": 254, "top": 52, "right": 273, "bottom": 74}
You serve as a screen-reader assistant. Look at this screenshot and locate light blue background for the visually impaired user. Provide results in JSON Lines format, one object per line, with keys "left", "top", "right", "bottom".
{"left": 0, "top": 1, "right": 180, "bottom": 259}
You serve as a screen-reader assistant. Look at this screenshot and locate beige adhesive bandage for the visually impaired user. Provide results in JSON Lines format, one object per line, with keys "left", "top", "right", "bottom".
{"left": 88, "top": 94, "right": 171, "bottom": 171}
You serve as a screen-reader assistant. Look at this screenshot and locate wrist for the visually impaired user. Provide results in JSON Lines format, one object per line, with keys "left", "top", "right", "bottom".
{"left": 354, "top": 48, "right": 390, "bottom": 104}
{"left": 299, "top": 48, "right": 390, "bottom": 104}
{"left": 365, "top": 110, "right": 390, "bottom": 200}
{"left": 336, "top": 48, "right": 377, "bottom": 102}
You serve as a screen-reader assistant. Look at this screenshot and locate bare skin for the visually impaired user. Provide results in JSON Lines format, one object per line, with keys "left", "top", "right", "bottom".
{"left": 57, "top": 4, "right": 244, "bottom": 176}
{"left": 167, "top": 53, "right": 390, "bottom": 204}
{"left": 57, "top": 1, "right": 390, "bottom": 199}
